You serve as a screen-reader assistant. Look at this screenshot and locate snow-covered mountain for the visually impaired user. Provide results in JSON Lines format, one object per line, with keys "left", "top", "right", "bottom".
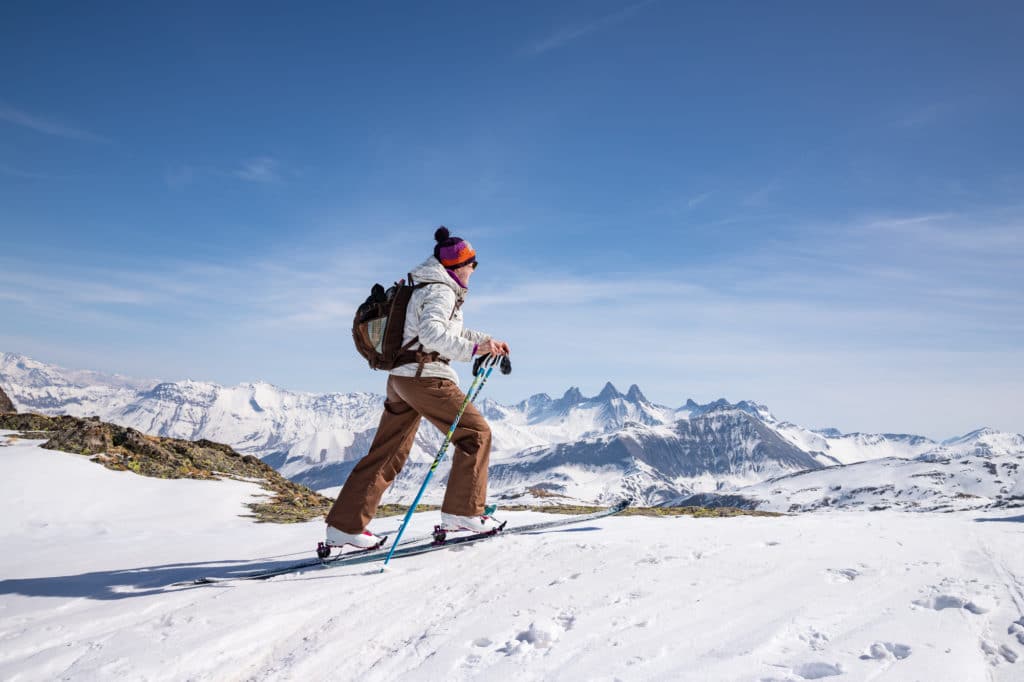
{"left": 1, "top": 351, "right": 394, "bottom": 467}
{"left": 0, "top": 353, "right": 823, "bottom": 503}
{"left": 682, "top": 427, "right": 1024, "bottom": 513}
{"left": 489, "top": 408, "right": 823, "bottom": 505}
{"left": 774, "top": 421, "right": 937, "bottom": 465}
{"left": 3, "top": 351, "right": 1022, "bottom": 508}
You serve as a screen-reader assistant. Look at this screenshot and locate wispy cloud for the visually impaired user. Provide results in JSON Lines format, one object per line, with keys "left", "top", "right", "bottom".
{"left": 894, "top": 101, "right": 958, "bottom": 129}
{"left": 164, "top": 157, "right": 286, "bottom": 188}
{"left": 234, "top": 157, "right": 281, "bottom": 183}
{"left": 0, "top": 103, "right": 107, "bottom": 143}
{"left": 743, "top": 178, "right": 782, "bottom": 206}
{"left": 687, "top": 192, "right": 711, "bottom": 210}
{"left": 526, "top": 0, "right": 658, "bottom": 56}
{"left": 0, "top": 241, "right": 401, "bottom": 331}
{"left": 2, "top": 206, "right": 1021, "bottom": 437}
{"left": 861, "top": 212, "right": 1023, "bottom": 255}
{"left": 463, "top": 206, "right": 1024, "bottom": 434}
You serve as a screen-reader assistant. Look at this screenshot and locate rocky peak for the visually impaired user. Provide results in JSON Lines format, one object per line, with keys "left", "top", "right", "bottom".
{"left": 597, "top": 382, "right": 621, "bottom": 400}
{"left": 560, "top": 387, "right": 584, "bottom": 403}
{"left": 626, "top": 384, "right": 647, "bottom": 403}
{"left": 519, "top": 392, "right": 552, "bottom": 408}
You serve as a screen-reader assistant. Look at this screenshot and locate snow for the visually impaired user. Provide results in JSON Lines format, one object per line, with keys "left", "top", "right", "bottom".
{"left": 734, "top": 442, "right": 1024, "bottom": 513}
{"left": 3, "top": 435, "right": 1023, "bottom": 681}
{"left": 774, "top": 422, "right": 937, "bottom": 465}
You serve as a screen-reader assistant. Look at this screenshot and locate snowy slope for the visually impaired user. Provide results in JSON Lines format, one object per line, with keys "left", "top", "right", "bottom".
{"left": 3, "top": 434, "right": 1023, "bottom": 681}
{"left": 774, "top": 421, "right": 938, "bottom": 465}
{"left": 691, "top": 433, "right": 1024, "bottom": 513}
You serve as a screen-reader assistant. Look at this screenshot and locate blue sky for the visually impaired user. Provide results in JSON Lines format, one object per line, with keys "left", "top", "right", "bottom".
{"left": 1, "top": 1, "right": 1022, "bottom": 438}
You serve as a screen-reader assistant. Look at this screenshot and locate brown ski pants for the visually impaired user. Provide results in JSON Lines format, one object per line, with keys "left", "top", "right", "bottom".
{"left": 325, "top": 375, "right": 492, "bottom": 534}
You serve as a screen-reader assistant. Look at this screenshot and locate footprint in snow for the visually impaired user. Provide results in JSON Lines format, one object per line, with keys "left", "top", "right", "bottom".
{"left": 825, "top": 568, "right": 860, "bottom": 583}
{"left": 458, "top": 653, "right": 483, "bottom": 671}
{"left": 860, "top": 642, "right": 911, "bottom": 661}
{"left": 1008, "top": 618, "right": 1024, "bottom": 645}
{"left": 496, "top": 610, "right": 577, "bottom": 656}
{"left": 798, "top": 628, "right": 830, "bottom": 652}
{"left": 980, "top": 638, "right": 1018, "bottom": 665}
{"left": 498, "top": 622, "right": 559, "bottom": 655}
{"left": 792, "top": 662, "right": 843, "bottom": 679}
{"left": 912, "top": 594, "right": 989, "bottom": 614}
{"left": 547, "top": 572, "right": 583, "bottom": 586}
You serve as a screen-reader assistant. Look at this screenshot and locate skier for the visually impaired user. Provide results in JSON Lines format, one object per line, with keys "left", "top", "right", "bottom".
{"left": 325, "top": 227, "right": 511, "bottom": 549}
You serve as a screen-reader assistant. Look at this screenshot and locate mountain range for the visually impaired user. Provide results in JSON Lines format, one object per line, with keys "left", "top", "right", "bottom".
{"left": 2, "top": 351, "right": 1021, "bottom": 509}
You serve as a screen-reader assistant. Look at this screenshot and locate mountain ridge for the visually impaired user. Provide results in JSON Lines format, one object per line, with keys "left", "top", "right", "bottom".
{"left": 3, "top": 351, "right": 1021, "bottom": 507}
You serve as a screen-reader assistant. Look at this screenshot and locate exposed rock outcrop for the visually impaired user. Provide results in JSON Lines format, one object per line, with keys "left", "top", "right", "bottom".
{"left": 0, "top": 385, "right": 14, "bottom": 413}
{"left": 0, "top": 413, "right": 331, "bottom": 523}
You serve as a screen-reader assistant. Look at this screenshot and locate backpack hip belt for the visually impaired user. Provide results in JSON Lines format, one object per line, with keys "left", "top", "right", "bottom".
{"left": 394, "top": 348, "right": 450, "bottom": 377}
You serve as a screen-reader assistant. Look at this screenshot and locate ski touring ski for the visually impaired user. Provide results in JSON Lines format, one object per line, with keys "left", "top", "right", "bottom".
{"left": 174, "top": 499, "right": 631, "bottom": 586}
{"left": 175, "top": 533, "right": 411, "bottom": 586}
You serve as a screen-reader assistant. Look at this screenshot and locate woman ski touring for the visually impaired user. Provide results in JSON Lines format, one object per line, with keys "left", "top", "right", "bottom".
{"left": 325, "top": 227, "right": 511, "bottom": 550}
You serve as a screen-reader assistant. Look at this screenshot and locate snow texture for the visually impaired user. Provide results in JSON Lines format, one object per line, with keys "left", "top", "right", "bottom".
{"left": 3, "top": 435, "right": 1024, "bottom": 680}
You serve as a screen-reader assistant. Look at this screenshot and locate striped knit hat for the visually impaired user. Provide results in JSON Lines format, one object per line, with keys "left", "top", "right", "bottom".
{"left": 433, "top": 226, "right": 477, "bottom": 268}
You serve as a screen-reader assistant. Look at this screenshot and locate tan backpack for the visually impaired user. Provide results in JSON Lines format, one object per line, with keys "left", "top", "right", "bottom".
{"left": 352, "top": 274, "right": 453, "bottom": 372}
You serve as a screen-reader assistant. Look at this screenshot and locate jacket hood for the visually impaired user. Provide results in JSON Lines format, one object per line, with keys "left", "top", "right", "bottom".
{"left": 409, "top": 257, "right": 465, "bottom": 295}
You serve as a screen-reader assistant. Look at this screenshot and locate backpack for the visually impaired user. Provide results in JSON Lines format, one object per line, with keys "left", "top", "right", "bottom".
{"left": 352, "top": 274, "right": 426, "bottom": 371}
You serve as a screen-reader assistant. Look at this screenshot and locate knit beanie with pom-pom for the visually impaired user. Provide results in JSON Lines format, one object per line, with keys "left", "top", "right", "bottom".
{"left": 433, "top": 226, "right": 477, "bottom": 269}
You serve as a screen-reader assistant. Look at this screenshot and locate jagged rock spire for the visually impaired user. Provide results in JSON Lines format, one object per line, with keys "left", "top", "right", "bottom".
{"left": 561, "top": 386, "right": 583, "bottom": 403}
{"left": 626, "top": 384, "right": 647, "bottom": 403}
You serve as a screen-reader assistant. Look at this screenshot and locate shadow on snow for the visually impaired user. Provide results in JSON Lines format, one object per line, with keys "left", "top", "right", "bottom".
{"left": 0, "top": 553, "right": 317, "bottom": 600}
{"left": 0, "top": 526, "right": 603, "bottom": 600}
{"left": 974, "top": 514, "right": 1024, "bottom": 523}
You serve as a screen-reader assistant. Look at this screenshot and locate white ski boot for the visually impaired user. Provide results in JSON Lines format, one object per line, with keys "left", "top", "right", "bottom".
{"left": 439, "top": 512, "right": 503, "bottom": 534}
{"left": 325, "top": 526, "right": 386, "bottom": 550}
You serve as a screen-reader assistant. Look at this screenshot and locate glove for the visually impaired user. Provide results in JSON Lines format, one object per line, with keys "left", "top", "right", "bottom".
{"left": 473, "top": 354, "right": 512, "bottom": 376}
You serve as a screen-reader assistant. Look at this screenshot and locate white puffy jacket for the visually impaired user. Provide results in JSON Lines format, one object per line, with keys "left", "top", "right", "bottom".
{"left": 389, "top": 257, "right": 490, "bottom": 385}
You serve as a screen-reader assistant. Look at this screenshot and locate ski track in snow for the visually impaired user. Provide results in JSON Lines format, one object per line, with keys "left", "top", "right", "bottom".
{"left": 2, "top": 439, "right": 1024, "bottom": 681}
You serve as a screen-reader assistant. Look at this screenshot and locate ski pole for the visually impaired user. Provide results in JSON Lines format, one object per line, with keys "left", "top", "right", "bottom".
{"left": 382, "top": 355, "right": 501, "bottom": 568}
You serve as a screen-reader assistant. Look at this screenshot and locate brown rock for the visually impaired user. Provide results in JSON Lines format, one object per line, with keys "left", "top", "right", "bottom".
{"left": 0, "top": 385, "right": 14, "bottom": 413}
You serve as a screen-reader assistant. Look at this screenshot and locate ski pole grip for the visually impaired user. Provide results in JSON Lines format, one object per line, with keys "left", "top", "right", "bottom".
{"left": 473, "top": 354, "right": 488, "bottom": 376}
{"left": 473, "top": 353, "right": 499, "bottom": 376}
